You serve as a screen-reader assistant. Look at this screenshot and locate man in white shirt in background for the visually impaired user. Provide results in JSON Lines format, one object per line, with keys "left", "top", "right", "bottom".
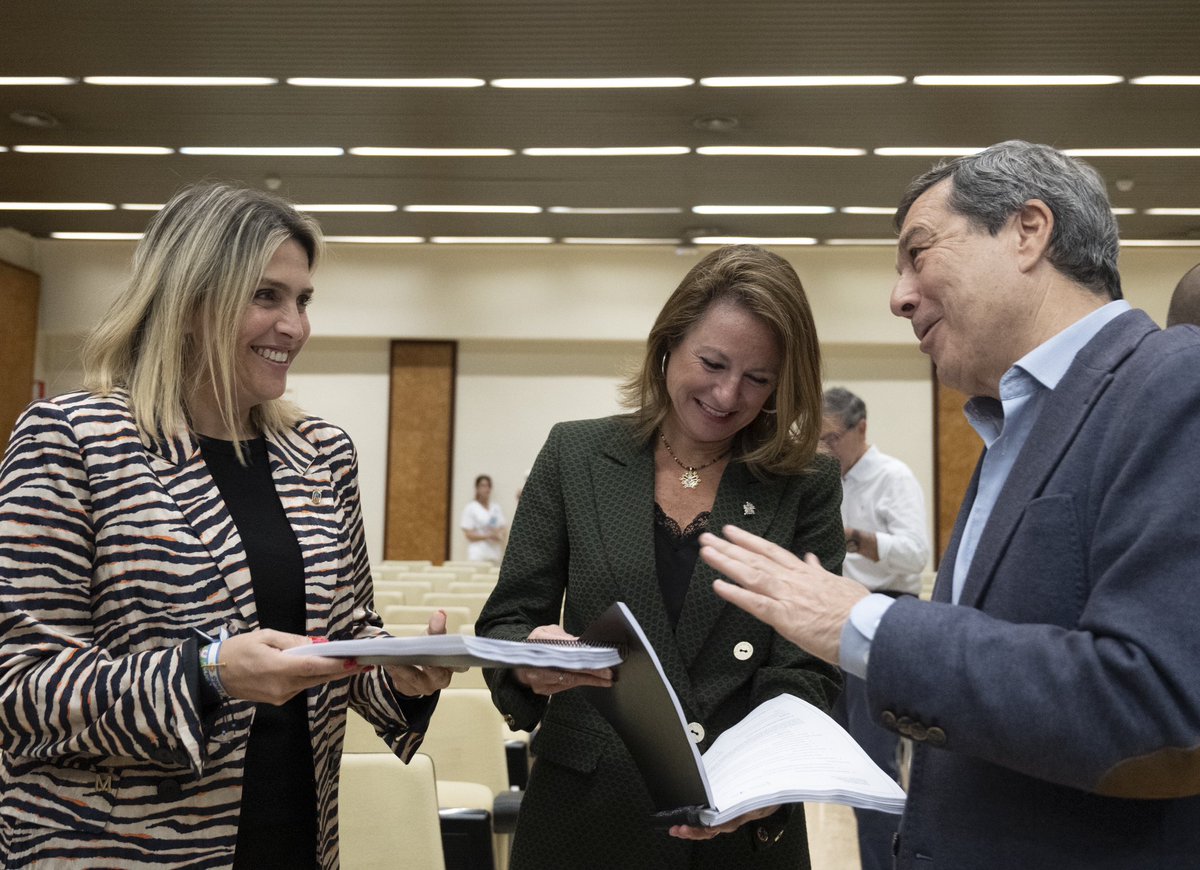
{"left": 821, "top": 386, "right": 930, "bottom": 870}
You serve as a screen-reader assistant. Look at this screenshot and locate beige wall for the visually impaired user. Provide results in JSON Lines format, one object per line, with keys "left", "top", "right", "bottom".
{"left": 30, "top": 238, "right": 1200, "bottom": 564}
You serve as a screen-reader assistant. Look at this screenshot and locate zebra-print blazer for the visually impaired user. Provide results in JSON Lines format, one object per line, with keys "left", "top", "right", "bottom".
{"left": 0, "top": 391, "right": 432, "bottom": 868}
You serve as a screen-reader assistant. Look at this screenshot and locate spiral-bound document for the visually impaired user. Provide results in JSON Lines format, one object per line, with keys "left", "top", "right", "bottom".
{"left": 284, "top": 632, "right": 623, "bottom": 670}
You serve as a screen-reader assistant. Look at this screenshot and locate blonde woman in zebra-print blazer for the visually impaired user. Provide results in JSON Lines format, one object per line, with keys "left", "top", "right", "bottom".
{"left": 0, "top": 184, "right": 452, "bottom": 868}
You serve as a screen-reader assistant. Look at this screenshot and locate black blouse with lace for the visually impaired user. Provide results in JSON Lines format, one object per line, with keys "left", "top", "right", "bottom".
{"left": 653, "top": 502, "right": 711, "bottom": 628}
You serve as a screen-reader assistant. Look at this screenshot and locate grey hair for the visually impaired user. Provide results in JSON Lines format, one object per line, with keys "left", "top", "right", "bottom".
{"left": 823, "top": 387, "right": 866, "bottom": 429}
{"left": 894, "top": 140, "right": 1122, "bottom": 300}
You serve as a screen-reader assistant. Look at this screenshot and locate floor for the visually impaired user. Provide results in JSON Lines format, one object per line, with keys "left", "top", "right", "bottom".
{"left": 806, "top": 802, "right": 862, "bottom": 870}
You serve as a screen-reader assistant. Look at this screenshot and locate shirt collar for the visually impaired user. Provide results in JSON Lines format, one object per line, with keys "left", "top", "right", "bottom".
{"left": 842, "top": 444, "right": 880, "bottom": 483}
{"left": 1011, "top": 299, "right": 1131, "bottom": 392}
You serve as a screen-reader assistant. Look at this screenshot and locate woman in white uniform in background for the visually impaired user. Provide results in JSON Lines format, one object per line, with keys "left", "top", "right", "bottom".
{"left": 461, "top": 474, "right": 507, "bottom": 564}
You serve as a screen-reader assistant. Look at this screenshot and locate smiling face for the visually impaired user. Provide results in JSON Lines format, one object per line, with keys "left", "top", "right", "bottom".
{"left": 190, "top": 237, "right": 314, "bottom": 438}
{"left": 890, "top": 180, "right": 1026, "bottom": 398}
{"left": 662, "top": 299, "right": 781, "bottom": 456}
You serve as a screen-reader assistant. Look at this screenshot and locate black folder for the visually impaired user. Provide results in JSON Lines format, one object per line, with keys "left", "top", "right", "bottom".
{"left": 579, "top": 601, "right": 711, "bottom": 821}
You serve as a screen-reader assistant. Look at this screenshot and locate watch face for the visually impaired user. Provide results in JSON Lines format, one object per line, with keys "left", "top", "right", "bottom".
{"left": 845, "top": 539, "right": 859, "bottom": 553}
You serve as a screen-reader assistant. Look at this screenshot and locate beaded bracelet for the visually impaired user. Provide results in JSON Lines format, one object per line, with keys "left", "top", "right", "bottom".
{"left": 199, "top": 641, "right": 229, "bottom": 699}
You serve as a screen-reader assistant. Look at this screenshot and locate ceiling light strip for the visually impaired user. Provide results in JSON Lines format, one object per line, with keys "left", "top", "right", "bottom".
{"left": 561, "top": 237, "right": 681, "bottom": 245}
{"left": 691, "top": 236, "right": 818, "bottom": 245}
{"left": 874, "top": 146, "right": 986, "bottom": 156}
{"left": 523, "top": 146, "right": 689, "bottom": 156}
{"left": 83, "top": 76, "right": 277, "bottom": 86}
{"left": 490, "top": 77, "right": 693, "bottom": 88}
{"left": 913, "top": 75, "right": 1122, "bottom": 86}
{"left": 430, "top": 236, "right": 554, "bottom": 244}
{"left": 692, "top": 205, "right": 835, "bottom": 215}
{"left": 350, "top": 147, "right": 514, "bottom": 157}
{"left": 14, "top": 145, "right": 173, "bottom": 155}
{"left": 549, "top": 207, "right": 682, "bottom": 215}
{"left": 700, "top": 75, "right": 905, "bottom": 87}
{"left": 295, "top": 204, "right": 398, "bottom": 213}
{"left": 1130, "top": 76, "right": 1200, "bottom": 86}
{"left": 404, "top": 204, "right": 542, "bottom": 214}
{"left": 324, "top": 236, "right": 425, "bottom": 244}
{"left": 50, "top": 232, "right": 144, "bottom": 240}
{"left": 697, "top": 146, "right": 866, "bottom": 157}
{"left": 1064, "top": 148, "right": 1200, "bottom": 157}
{"left": 0, "top": 77, "right": 77, "bottom": 85}
{"left": 179, "top": 146, "right": 344, "bottom": 156}
{"left": 1144, "top": 208, "right": 1200, "bottom": 215}
{"left": 1120, "top": 239, "right": 1200, "bottom": 247}
{"left": 0, "top": 202, "right": 116, "bottom": 210}
{"left": 288, "top": 77, "right": 484, "bottom": 88}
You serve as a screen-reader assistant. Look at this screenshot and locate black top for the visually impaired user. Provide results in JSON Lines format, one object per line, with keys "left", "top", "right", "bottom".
{"left": 198, "top": 434, "right": 318, "bottom": 870}
{"left": 652, "top": 503, "right": 711, "bottom": 628}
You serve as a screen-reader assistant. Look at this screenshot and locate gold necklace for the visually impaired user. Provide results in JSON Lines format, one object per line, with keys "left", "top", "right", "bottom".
{"left": 659, "top": 430, "right": 728, "bottom": 489}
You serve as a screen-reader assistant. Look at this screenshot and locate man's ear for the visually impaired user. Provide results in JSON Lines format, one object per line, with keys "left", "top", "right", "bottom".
{"left": 1013, "top": 198, "right": 1054, "bottom": 273}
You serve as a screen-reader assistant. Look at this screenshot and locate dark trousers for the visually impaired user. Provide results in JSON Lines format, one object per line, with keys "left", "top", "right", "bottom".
{"left": 832, "top": 670, "right": 902, "bottom": 870}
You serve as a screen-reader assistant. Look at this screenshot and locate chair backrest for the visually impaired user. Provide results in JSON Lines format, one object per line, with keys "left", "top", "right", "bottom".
{"left": 447, "top": 581, "right": 496, "bottom": 595}
{"left": 421, "top": 592, "right": 491, "bottom": 619}
{"left": 339, "top": 752, "right": 445, "bottom": 870}
{"left": 373, "top": 579, "right": 434, "bottom": 599}
{"left": 382, "top": 604, "right": 473, "bottom": 635}
{"left": 383, "top": 621, "right": 430, "bottom": 638}
{"left": 374, "top": 559, "right": 433, "bottom": 576}
{"left": 420, "top": 688, "right": 512, "bottom": 796}
{"left": 440, "top": 560, "right": 494, "bottom": 571}
{"left": 369, "top": 589, "right": 408, "bottom": 610}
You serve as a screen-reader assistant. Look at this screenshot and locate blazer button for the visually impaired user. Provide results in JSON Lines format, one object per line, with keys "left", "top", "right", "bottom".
{"left": 311, "top": 491, "right": 325, "bottom": 506}
{"left": 908, "top": 722, "right": 928, "bottom": 742}
{"left": 926, "top": 726, "right": 947, "bottom": 747}
{"left": 881, "top": 710, "right": 897, "bottom": 729}
{"left": 157, "top": 778, "right": 182, "bottom": 801}
{"left": 755, "top": 826, "right": 770, "bottom": 843}
{"left": 896, "top": 716, "right": 914, "bottom": 737}
{"left": 733, "top": 641, "right": 754, "bottom": 661}
{"left": 687, "top": 722, "right": 706, "bottom": 743}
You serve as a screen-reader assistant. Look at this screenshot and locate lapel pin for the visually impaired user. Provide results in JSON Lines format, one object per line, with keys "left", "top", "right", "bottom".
{"left": 743, "top": 502, "right": 756, "bottom": 516}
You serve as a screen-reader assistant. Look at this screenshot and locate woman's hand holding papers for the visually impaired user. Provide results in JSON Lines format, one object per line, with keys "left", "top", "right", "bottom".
{"left": 668, "top": 804, "right": 782, "bottom": 840}
{"left": 383, "top": 609, "right": 459, "bottom": 697}
{"left": 514, "top": 624, "right": 615, "bottom": 696}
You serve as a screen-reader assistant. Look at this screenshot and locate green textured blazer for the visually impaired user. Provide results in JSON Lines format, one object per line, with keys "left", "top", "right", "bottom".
{"left": 477, "top": 415, "right": 844, "bottom": 870}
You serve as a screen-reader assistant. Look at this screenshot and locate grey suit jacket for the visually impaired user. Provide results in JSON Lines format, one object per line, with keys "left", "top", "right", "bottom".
{"left": 477, "top": 415, "right": 844, "bottom": 869}
{"left": 869, "top": 311, "right": 1200, "bottom": 868}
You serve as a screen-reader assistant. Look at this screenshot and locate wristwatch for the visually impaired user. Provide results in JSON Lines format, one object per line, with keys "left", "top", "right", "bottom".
{"left": 845, "top": 530, "right": 861, "bottom": 553}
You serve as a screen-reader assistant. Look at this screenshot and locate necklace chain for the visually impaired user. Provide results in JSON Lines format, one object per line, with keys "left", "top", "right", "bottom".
{"left": 659, "top": 430, "right": 728, "bottom": 489}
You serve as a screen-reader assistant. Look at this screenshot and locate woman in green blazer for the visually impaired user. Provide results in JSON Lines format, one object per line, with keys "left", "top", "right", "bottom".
{"left": 477, "top": 244, "right": 844, "bottom": 869}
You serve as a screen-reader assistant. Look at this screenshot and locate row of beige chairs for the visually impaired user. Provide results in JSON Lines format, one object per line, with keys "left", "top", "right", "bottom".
{"left": 342, "top": 688, "right": 524, "bottom": 870}
{"left": 370, "top": 582, "right": 497, "bottom": 610}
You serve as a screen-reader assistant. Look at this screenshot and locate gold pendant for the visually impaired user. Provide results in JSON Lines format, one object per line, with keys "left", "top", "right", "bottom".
{"left": 680, "top": 469, "right": 701, "bottom": 489}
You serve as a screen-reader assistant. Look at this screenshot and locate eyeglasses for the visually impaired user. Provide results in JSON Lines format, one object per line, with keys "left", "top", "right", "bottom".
{"left": 819, "top": 429, "right": 848, "bottom": 448}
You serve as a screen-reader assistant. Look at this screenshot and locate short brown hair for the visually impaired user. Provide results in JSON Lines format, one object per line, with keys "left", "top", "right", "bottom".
{"left": 619, "top": 244, "right": 823, "bottom": 477}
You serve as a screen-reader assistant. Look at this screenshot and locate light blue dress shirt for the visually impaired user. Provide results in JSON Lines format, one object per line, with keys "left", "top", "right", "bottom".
{"left": 840, "top": 300, "right": 1132, "bottom": 678}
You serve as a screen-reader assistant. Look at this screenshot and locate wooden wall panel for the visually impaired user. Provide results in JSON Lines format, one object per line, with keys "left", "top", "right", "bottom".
{"left": 0, "top": 260, "right": 40, "bottom": 455}
{"left": 933, "top": 373, "right": 982, "bottom": 567}
{"left": 384, "top": 341, "right": 456, "bottom": 562}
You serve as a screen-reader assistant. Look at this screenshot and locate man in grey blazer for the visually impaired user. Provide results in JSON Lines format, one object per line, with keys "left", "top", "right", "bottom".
{"left": 701, "top": 140, "right": 1200, "bottom": 868}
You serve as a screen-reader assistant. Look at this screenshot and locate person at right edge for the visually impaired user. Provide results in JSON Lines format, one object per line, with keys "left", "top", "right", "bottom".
{"left": 476, "top": 244, "right": 844, "bottom": 870}
{"left": 821, "top": 386, "right": 929, "bottom": 870}
{"left": 701, "top": 140, "right": 1200, "bottom": 868}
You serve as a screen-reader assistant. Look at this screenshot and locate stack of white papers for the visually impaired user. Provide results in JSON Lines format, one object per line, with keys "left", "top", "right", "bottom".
{"left": 284, "top": 633, "right": 623, "bottom": 670}
{"left": 697, "top": 693, "right": 907, "bottom": 824}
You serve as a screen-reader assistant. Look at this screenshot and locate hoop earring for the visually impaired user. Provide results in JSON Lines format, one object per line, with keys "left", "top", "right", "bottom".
{"left": 660, "top": 351, "right": 670, "bottom": 378}
{"left": 760, "top": 395, "right": 778, "bottom": 416}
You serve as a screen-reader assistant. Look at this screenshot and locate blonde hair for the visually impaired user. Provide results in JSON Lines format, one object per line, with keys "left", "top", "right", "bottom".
{"left": 619, "top": 244, "right": 824, "bottom": 477}
{"left": 82, "top": 182, "right": 323, "bottom": 451}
